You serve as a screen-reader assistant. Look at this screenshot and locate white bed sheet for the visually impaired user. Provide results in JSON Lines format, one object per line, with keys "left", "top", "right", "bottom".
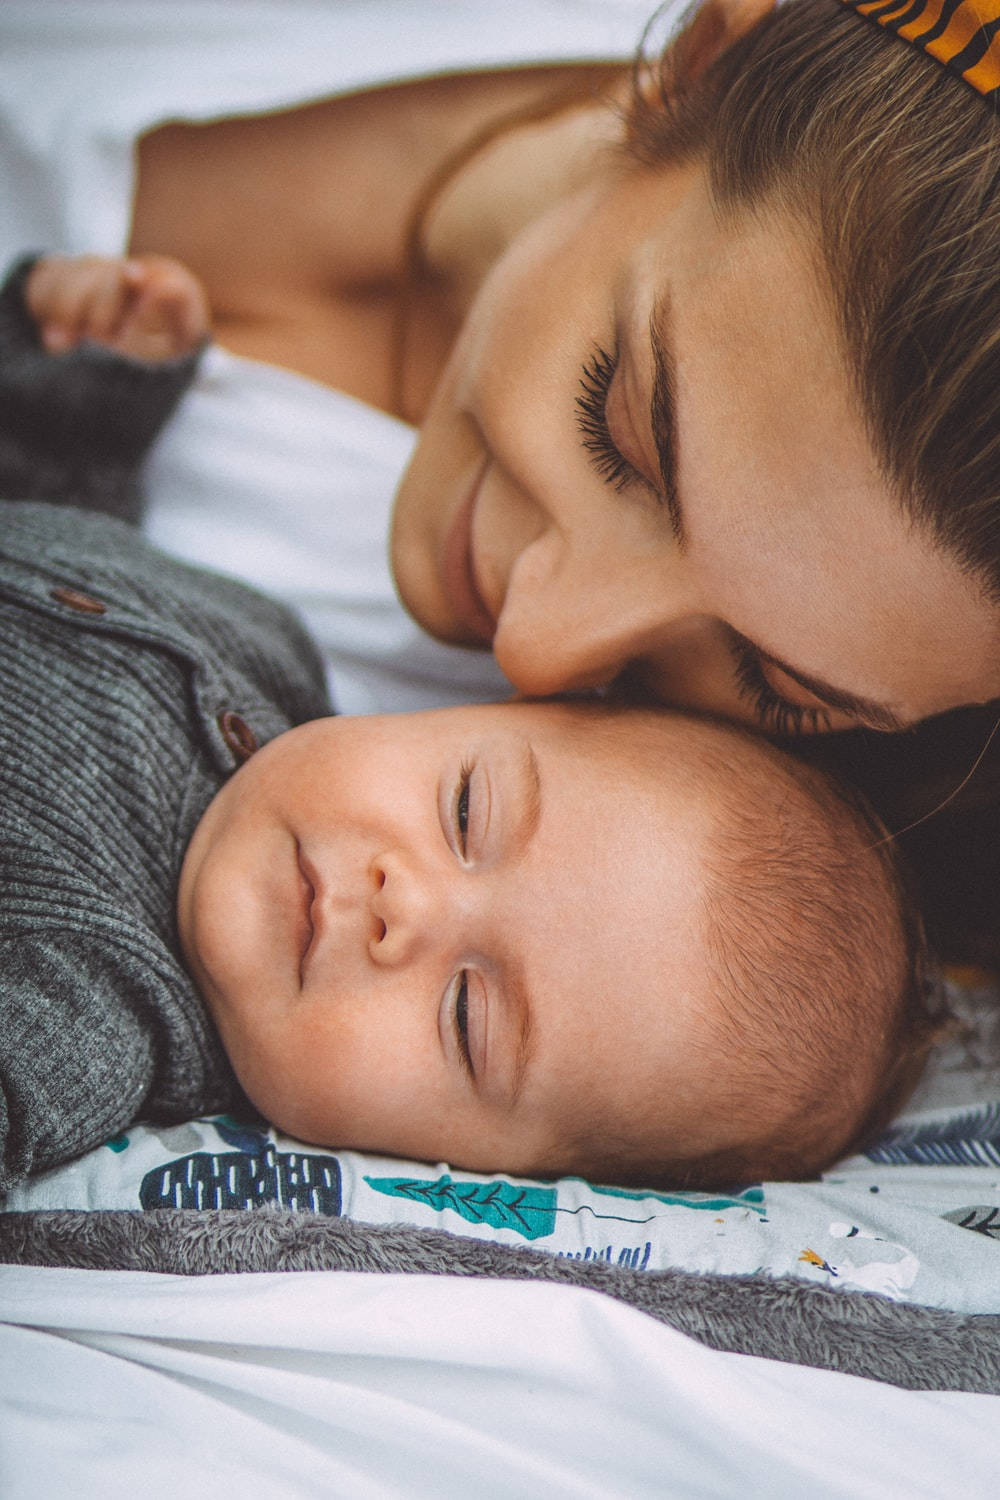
{"left": 1, "top": 1265, "right": 997, "bottom": 1500}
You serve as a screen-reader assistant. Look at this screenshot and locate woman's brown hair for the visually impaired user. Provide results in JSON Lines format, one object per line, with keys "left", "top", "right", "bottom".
{"left": 629, "top": 0, "right": 1000, "bottom": 600}
{"left": 625, "top": 0, "right": 1000, "bottom": 961}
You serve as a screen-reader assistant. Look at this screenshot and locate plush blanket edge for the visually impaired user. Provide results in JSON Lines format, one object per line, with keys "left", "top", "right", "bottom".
{"left": 1, "top": 1207, "right": 997, "bottom": 1394}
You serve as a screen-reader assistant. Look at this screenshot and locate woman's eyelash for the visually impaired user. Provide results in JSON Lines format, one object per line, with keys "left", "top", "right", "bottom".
{"left": 731, "top": 635, "right": 831, "bottom": 737}
{"left": 455, "top": 761, "right": 472, "bottom": 854}
{"left": 575, "top": 344, "right": 644, "bottom": 493}
{"left": 455, "top": 972, "right": 473, "bottom": 1077}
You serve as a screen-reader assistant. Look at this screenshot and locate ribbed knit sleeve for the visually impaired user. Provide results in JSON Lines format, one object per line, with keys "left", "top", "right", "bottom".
{"left": 0, "top": 935, "right": 236, "bottom": 1193}
{"left": 0, "top": 500, "right": 331, "bottom": 1191}
{"left": 0, "top": 255, "right": 203, "bottom": 522}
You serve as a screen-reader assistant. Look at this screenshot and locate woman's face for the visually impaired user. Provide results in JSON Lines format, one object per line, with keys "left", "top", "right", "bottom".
{"left": 392, "top": 159, "right": 1000, "bottom": 734}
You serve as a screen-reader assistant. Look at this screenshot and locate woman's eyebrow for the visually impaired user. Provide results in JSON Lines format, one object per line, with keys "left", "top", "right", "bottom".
{"left": 649, "top": 294, "right": 685, "bottom": 547}
{"left": 647, "top": 294, "right": 909, "bottom": 734}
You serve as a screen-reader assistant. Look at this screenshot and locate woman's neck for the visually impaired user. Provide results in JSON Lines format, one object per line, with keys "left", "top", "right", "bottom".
{"left": 417, "top": 71, "right": 629, "bottom": 320}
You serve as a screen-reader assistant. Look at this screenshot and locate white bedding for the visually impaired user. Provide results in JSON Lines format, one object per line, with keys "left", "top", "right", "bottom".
{"left": 1, "top": 1265, "right": 998, "bottom": 1500}
{"left": 3, "top": 3, "right": 1000, "bottom": 1490}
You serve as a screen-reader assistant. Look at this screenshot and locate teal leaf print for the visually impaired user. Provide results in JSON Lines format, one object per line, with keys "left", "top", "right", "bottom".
{"left": 365, "top": 1174, "right": 557, "bottom": 1239}
{"left": 587, "top": 1181, "right": 766, "bottom": 1215}
{"left": 867, "top": 1103, "right": 1000, "bottom": 1166}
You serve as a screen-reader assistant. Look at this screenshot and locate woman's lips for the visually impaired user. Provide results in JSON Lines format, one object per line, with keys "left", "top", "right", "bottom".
{"left": 440, "top": 459, "right": 496, "bottom": 646}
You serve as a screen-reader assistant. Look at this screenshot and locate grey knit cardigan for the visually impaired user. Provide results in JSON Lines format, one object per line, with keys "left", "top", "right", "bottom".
{"left": 0, "top": 260, "right": 330, "bottom": 1193}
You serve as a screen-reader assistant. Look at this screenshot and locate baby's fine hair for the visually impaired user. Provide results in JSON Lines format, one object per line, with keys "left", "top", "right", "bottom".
{"left": 556, "top": 710, "right": 930, "bottom": 1190}
{"left": 686, "top": 730, "right": 931, "bottom": 1186}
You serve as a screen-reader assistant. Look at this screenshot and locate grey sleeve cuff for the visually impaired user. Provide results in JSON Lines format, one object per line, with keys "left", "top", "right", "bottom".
{"left": 0, "top": 253, "right": 206, "bottom": 525}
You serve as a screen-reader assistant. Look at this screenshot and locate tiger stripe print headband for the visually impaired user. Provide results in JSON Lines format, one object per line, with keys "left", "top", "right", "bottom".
{"left": 838, "top": 0, "right": 1000, "bottom": 106}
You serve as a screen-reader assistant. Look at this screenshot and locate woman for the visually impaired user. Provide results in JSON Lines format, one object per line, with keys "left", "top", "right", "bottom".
{"left": 7, "top": 0, "right": 1000, "bottom": 953}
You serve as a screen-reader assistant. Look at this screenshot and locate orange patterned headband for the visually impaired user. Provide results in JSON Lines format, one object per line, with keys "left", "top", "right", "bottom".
{"left": 838, "top": 0, "right": 1000, "bottom": 105}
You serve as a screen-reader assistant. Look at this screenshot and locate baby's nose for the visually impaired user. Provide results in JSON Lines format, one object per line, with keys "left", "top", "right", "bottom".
{"left": 368, "top": 853, "right": 443, "bottom": 966}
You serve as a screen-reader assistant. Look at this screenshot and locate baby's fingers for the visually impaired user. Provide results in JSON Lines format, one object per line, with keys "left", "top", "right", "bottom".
{"left": 112, "top": 256, "right": 210, "bottom": 360}
{"left": 81, "top": 260, "right": 147, "bottom": 348}
{"left": 25, "top": 256, "right": 143, "bottom": 352}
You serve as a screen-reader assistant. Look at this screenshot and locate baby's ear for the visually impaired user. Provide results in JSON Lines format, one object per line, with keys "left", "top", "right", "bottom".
{"left": 676, "top": 0, "right": 775, "bottom": 82}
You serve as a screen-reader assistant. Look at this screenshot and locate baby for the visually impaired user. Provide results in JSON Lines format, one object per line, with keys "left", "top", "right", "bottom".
{"left": 0, "top": 254, "right": 927, "bottom": 1195}
{"left": 178, "top": 697, "right": 925, "bottom": 1191}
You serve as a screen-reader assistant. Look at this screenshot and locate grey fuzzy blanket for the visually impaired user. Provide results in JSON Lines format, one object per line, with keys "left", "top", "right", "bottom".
{"left": 2, "top": 1207, "right": 998, "bottom": 1395}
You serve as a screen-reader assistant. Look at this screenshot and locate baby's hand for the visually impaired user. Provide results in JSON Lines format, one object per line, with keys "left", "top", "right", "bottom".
{"left": 25, "top": 253, "right": 210, "bottom": 363}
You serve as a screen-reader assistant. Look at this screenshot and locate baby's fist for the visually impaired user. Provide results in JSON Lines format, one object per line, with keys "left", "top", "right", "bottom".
{"left": 26, "top": 253, "right": 209, "bottom": 363}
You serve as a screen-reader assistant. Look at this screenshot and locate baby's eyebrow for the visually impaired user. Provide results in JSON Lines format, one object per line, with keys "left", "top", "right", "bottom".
{"left": 504, "top": 738, "right": 540, "bottom": 1105}
{"left": 518, "top": 741, "right": 542, "bottom": 848}
{"left": 504, "top": 963, "right": 535, "bottom": 1108}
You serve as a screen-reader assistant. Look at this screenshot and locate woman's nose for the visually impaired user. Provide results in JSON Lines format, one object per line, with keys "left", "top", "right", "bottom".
{"left": 493, "top": 547, "right": 704, "bottom": 698}
{"left": 367, "top": 852, "right": 447, "bottom": 966}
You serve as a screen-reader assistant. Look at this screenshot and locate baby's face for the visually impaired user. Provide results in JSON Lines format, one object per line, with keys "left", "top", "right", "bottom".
{"left": 178, "top": 702, "right": 723, "bottom": 1175}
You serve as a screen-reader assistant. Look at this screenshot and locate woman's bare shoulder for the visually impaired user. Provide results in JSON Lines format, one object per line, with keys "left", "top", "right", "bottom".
{"left": 128, "top": 64, "right": 624, "bottom": 412}
{"left": 132, "top": 68, "right": 613, "bottom": 295}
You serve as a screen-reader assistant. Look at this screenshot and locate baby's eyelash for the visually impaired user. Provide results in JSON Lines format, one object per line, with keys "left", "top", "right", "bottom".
{"left": 575, "top": 344, "right": 643, "bottom": 493}
{"left": 455, "top": 761, "right": 472, "bottom": 854}
{"left": 455, "top": 972, "right": 473, "bottom": 1078}
{"left": 731, "top": 635, "right": 831, "bottom": 737}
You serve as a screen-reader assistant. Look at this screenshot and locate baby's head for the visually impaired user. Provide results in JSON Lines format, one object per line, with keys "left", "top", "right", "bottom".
{"left": 178, "top": 700, "right": 924, "bottom": 1187}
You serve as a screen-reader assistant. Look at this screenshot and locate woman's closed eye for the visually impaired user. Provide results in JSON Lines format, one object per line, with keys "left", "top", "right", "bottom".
{"left": 730, "top": 632, "right": 833, "bottom": 736}
{"left": 576, "top": 343, "right": 656, "bottom": 497}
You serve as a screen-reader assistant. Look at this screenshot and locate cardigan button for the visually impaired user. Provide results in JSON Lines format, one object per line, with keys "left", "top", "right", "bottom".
{"left": 218, "top": 710, "right": 258, "bottom": 763}
{"left": 50, "top": 584, "right": 107, "bottom": 615}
